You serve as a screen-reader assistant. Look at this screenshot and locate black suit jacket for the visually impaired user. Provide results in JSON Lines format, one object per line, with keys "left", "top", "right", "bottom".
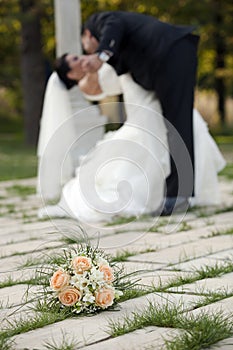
{"left": 84, "top": 11, "right": 196, "bottom": 90}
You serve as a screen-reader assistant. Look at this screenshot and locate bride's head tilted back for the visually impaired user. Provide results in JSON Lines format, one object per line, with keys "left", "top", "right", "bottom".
{"left": 55, "top": 53, "right": 78, "bottom": 90}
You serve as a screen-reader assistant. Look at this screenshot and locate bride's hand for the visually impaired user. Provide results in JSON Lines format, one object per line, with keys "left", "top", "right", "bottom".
{"left": 81, "top": 54, "right": 103, "bottom": 73}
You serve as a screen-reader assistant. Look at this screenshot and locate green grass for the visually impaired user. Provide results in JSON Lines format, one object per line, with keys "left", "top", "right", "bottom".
{"left": 111, "top": 247, "right": 157, "bottom": 262}
{"left": 219, "top": 162, "right": 233, "bottom": 180}
{"left": 6, "top": 184, "right": 36, "bottom": 197}
{"left": 0, "top": 134, "right": 37, "bottom": 181}
{"left": 3, "top": 203, "right": 16, "bottom": 214}
{"left": 195, "top": 261, "right": 233, "bottom": 279}
{"left": 0, "top": 273, "right": 48, "bottom": 289}
{"left": 194, "top": 290, "right": 233, "bottom": 309}
{"left": 0, "top": 311, "right": 70, "bottom": 347}
{"left": 108, "top": 301, "right": 182, "bottom": 337}
{"left": 0, "top": 337, "right": 14, "bottom": 350}
{"left": 214, "top": 205, "right": 233, "bottom": 214}
{"left": 207, "top": 227, "right": 233, "bottom": 237}
{"left": 155, "top": 261, "right": 233, "bottom": 292}
{"left": 44, "top": 331, "right": 79, "bottom": 350}
{"left": 177, "top": 221, "right": 193, "bottom": 232}
{"left": 165, "top": 311, "right": 233, "bottom": 350}
{"left": 106, "top": 216, "right": 137, "bottom": 226}
{"left": 215, "top": 134, "right": 233, "bottom": 144}
{"left": 117, "top": 286, "right": 151, "bottom": 303}
{"left": 108, "top": 301, "right": 233, "bottom": 350}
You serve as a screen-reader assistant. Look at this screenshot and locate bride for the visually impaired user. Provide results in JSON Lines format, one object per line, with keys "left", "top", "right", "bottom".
{"left": 38, "top": 57, "right": 225, "bottom": 222}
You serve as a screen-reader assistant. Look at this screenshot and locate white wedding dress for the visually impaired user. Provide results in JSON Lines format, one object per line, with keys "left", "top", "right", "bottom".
{"left": 38, "top": 64, "right": 225, "bottom": 222}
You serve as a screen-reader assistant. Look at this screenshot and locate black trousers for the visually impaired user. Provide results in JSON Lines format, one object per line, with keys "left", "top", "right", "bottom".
{"left": 154, "top": 34, "right": 199, "bottom": 197}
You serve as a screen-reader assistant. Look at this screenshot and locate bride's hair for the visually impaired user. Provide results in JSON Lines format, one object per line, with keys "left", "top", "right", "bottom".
{"left": 54, "top": 53, "right": 77, "bottom": 90}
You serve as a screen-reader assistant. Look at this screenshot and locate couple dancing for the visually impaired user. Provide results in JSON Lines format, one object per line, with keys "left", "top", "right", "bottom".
{"left": 38, "top": 11, "right": 225, "bottom": 222}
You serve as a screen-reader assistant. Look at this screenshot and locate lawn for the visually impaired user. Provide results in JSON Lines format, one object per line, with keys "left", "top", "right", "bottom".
{"left": 0, "top": 134, "right": 37, "bottom": 181}
{"left": 0, "top": 132, "right": 232, "bottom": 182}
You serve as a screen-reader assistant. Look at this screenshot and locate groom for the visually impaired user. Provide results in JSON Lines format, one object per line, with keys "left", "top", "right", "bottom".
{"left": 80, "top": 11, "right": 199, "bottom": 215}
{"left": 57, "top": 11, "right": 199, "bottom": 215}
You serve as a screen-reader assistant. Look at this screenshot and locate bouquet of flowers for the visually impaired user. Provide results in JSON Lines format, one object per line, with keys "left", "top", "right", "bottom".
{"left": 44, "top": 244, "right": 125, "bottom": 314}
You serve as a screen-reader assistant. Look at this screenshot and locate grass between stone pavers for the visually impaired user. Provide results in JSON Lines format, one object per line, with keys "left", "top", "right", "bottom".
{"left": 105, "top": 214, "right": 151, "bottom": 226}
{"left": 108, "top": 301, "right": 233, "bottom": 350}
{"left": 189, "top": 204, "right": 233, "bottom": 218}
{"left": 155, "top": 260, "right": 233, "bottom": 293}
{"left": 177, "top": 221, "right": 193, "bottom": 232}
{"left": 164, "top": 311, "right": 233, "bottom": 350}
{"left": 19, "top": 255, "right": 65, "bottom": 269}
{"left": 108, "top": 301, "right": 182, "bottom": 337}
{"left": 0, "top": 203, "right": 17, "bottom": 216}
{"left": 0, "top": 202, "right": 38, "bottom": 222}
{"left": 203, "top": 218, "right": 215, "bottom": 226}
{"left": 194, "top": 209, "right": 213, "bottom": 218}
{"left": 1, "top": 262, "right": 233, "bottom": 348}
{"left": 195, "top": 260, "right": 233, "bottom": 279}
{"left": 147, "top": 219, "right": 176, "bottom": 233}
{"left": 214, "top": 205, "right": 233, "bottom": 214}
{"left": 193, "top": 289, "right": 233, "bottom": 309}
{"left": 114, "top": 218, "right": 174, "bottom": 234}
{"left": 0, "top": 286, "right": 153, "bottom": 348}
{"left": 3, "top": 236, "right": 39, "bottom": 246}
{"left": 112, "top": 247, "right": 158, "bottom": 262}
{"left": 6, "top": 184, "right": 36, "bottom": 197}
{"left": 0, "top": 242, "right": 64, "bottom": 259}
{"left": 0, "top": 337, "right": 14, "bottom": 350}
{"left": 105, "top": 216, "right": 138, "bottom": 226}
{"left": 0, "top": 271, "right": 48, "bottom": 289}
{"left": 207, "top": 227, "right": 233, "bottom": 237}
{"left": 43, "top": 330, "right": 80, "bottom": 350}
{"left": 13, "top": 250, "right": 233, "bottom": 292}
{"left": 0, "top": 310, "right": 72, "bottom": 350}
{"left": 17, "top": 246, "right": 158, "bottom": 270}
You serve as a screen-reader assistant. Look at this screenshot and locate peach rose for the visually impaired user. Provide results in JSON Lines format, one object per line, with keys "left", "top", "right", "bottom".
{"left": 99, "top": 265, "right": 114, "bottom": 283}
{"left": 72, "top": 256, "right": 92, "bottom": 274}
{"left": 95, "top": 287, "right": 115, "bottom": 309}
{"left": 50, "top": 270, "right": 70, "bottom": 291}
{"left": 58, "top": 287, "right": 82, "bottom": 306}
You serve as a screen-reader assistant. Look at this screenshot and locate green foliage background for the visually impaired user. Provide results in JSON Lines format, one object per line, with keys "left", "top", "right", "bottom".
{"left": 0, "top": 0, "right": 233, "bottom": 129}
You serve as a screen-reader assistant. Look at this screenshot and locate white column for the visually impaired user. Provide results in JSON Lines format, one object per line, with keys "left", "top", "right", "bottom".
{"left": 54, "top": 0, "right": 106, "bottom": 166}
{"left": 55, "top": 0, "right": 82, "bottom": 56}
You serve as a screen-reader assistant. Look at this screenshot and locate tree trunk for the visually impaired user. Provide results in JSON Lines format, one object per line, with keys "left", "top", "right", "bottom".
{"left": 213, "top": 0, "right": 226, "bottom": 125}
{"left": 19, "top": 0, "right": 46, "bottom": 146}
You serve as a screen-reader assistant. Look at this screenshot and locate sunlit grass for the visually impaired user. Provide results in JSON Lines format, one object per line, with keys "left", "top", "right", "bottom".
{"left": 108, "top": 302, "right": 233, "bottom": 350}
{"left": 0, "top": 134, "right": 37, "bottom": 181}
{"left": 6, "top": 184, "right": 36, "bottom": 197}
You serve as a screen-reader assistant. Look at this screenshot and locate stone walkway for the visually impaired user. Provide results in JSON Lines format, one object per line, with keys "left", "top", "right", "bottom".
{"left": 0, "top": 177, "right": 233, "bottom": 349}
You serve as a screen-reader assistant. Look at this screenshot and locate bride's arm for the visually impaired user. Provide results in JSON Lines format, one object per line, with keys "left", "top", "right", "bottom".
{"left": 78, "top": 64, "right": 123, "bottom": 101}
{"left": 78, "top": 73, "right": 103, "bottom": 96}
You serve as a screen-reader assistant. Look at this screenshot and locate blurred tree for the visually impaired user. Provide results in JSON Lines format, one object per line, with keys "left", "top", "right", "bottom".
{"left": 0, "top": 0, "right": 54, "bottom": 144}
{"left": 19, "top": 0, "right": 46, "bottom": 146}
{"left": 0, "top": 0, "right": 232, "bottom": 134}
{"left": 0, "top": 1, "right": 22, "bottom": 118}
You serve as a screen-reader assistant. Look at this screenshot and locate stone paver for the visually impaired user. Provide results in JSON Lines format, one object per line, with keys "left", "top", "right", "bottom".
{"left": 0, "top": 176, "right": 232, "bottom": 350}
{"left": 166, "top": 255, "right": 232, "bottom": 272}
{"left": 209, "top": 337, "right": 233, "bottom": 350}
{"left": 128, "top": 235, "right": 233, "bottom": 264}
{"left": 12, "top": 292, "right": 201, "bottom": 349}
{"left": 169, "top": 272, "right": 233, "bottom": 294}
{"left": 83, "top": 327, "right": 182, "bottom": 350}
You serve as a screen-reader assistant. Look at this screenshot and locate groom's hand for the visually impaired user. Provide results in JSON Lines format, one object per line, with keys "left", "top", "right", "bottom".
{"left": 81, "top": 54, "right": 103, "bottom": 73}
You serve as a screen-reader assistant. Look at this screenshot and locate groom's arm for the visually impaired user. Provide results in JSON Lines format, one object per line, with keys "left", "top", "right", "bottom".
{"left": 82, "top": 12, "right": 125, "bottom": 72}
{"left": 95, "top": 13, "right": 125, "bottom": 58}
